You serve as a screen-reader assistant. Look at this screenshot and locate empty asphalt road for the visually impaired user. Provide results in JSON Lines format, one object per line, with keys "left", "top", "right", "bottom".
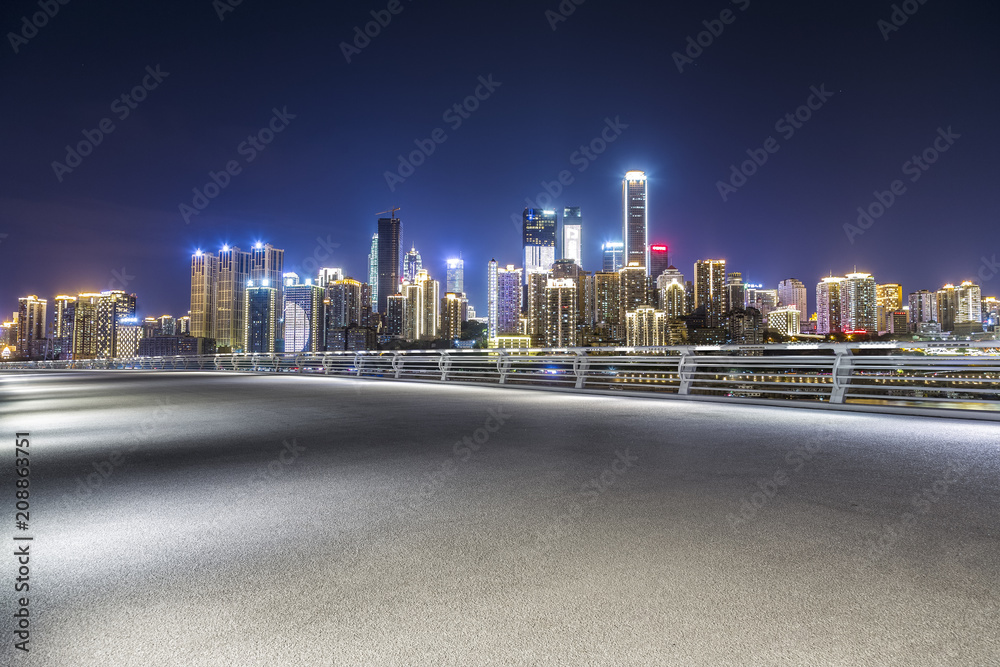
{"left": 1, "top": 371, "right": 998, "bottom": 666}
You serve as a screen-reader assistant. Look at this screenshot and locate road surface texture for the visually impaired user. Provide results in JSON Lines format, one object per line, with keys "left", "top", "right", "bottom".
{"left": 1, "top": 371, "right": 998, "bottom": 666}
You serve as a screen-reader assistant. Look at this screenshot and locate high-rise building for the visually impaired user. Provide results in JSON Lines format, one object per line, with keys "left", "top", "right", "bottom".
{"left": 956, "top": 281, "right": 982, "bottom": 325}
{"left": 602, "top": 241, "right": 624, "bottom": 273}
{"left": 16, "top": 296, "right": 47, "bottom": 359}
{"left": 649, "top": 244, "right": 669, "bottom": 280}
{"left": 767, "top": 307, "right": 801, "bottom": 337}
{"left": 401, "top": 270, "right": 439, "bottom": 340}
{"left": 97, "top": 290, "right": 137, "bottom": 358}
{"left": 626, "top": 306, "right": 667, "bottom": 347}
{"left": 115, "top": 318, "right": 143, "bottom": 358}
{"left": 725, "top": 272, "right": 745, "bottom": 315}
{"left": 622, "top": 171, "right": 648, "bottom": 273}
{"left": 53, "top": 295, "right": 76, "bottom": 358}
{"left": 72, "top": 293, "right": 101, "bottom": 359}
{"left": 523, "top": 208, "right": 557, "bottom": 285}
{"left": 619, "top": 263, "right": 649, "bottom": 325}
{"left": 908, "top": 290, "right": 937, "bottom": 330}
{"left": 694, "top": 259, "right": 727, "bottom": 328}
{"left": 816, "top": 276, "right": 845, "bottom": 335}
{"left": 177, "top": 315, "right": 191, "bottom": 335}
{"left": 496, "top": 264, "right": 522, "bottom": 336}
{"left": 283, "top": 277, "right": 324, "bottom": 353}
{"left": 404, "top": 246, "right": 422, "bottom": 284}
{"left": 418, "top": 270, "right": 440, "bottom": 340}
{"left": 936, "top": 284, "right": 957, "bottom": 332}
{"left": 840, "top": 272, "right": 876, "bottom": 334}
{"left": 441, "top": 293, "right": 464, "bottom": 341}
{"left": 250, "top": 242, "right": 285, "bottom": 349}
{"left": 325, "top": 279, "right": 372, "bottom": 330}
{"left": 657, "top": 268, "right": 687, "bottom": 320}
{"left": 526, "top": 272, "right": 549, "bottom": 345}
{"left": 563, "top": 206, "right": 583, "bottom": 266}
{"left": 245, "top": 280, "right": 278, "bottom": 353}
{"left": 158, "top": 315, "right": 176, "bottom": 336}
{"left": 446, "top": 258, "right": 464, "bottom": 294}
{"left": 545, "top": 278, "right": 577, "bottom": 347}
{"left": 317, "top": 267, "right": 344, "bottom": 287}
{"left": 875, "top": 283, "right": 903, "bottom": 334}
{"left": 377, "top": 216, "right": 403, "bottom": 314}
{"left": 888, "top": 310, "right": 909, "bottom": 335}
{"left": 728, "top": 308, "right": 764, "bottom": 345}
{"left": 385, "top": 294, "right": 406, "bottom": 337}
{"left": 190, "top": 249, "right": 218, "bottom": 339}
{"left": 487, "top": 259, "right": 499, "bottom": 340}
{"left": 777, "top": 279, "right": 808, "bottom": 324}
{"left": 594, "top": 271, "right": 622, "bottom": 340}
{"left": 216, "top": 245, "right": 251, "bottom": 351}
{"left": 368, "top": 233, "right": 379, "bottom": 311}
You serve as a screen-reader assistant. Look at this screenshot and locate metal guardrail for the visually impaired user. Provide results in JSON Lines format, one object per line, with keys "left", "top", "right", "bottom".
{"left": 3, "top": 341, "right": 1000, "bottom": 417}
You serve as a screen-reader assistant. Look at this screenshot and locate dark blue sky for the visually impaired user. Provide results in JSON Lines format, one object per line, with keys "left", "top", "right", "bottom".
{"left": 2, "top": 0, "right": 998, "bottom": 318}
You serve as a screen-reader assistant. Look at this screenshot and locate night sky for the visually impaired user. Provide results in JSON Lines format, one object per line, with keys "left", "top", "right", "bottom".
{"left": 2, "top": 0, "right": 998, "bottom": 318}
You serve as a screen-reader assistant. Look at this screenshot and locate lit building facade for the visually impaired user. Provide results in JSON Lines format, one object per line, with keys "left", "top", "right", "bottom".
{"left": 908, "top": 290, "right": 938, "bottom": 330}
{"left": 626, "top": 306, "right": 667, "bottom": 347}
{"left": 602, "top": 241, "right": 624, "bottom": 273}
{"left": 545, "top": 278, "right": 578, "bottom": 347}
{"left": 622, "top": 171, "right": 648, "bottom": 273}
{"left": 816, "top": 276, "right": 845, "bottom": 335}
{"left": 446, "top": 258, "right": 464, "bottom": 294}
{"left": 841, "top": 272, "right": 877, "bottom": 333}
{"left": 190, "top": 250, "right": 218, "bottom": 339}
{"left": 216, "top": 245, "right": 251, "bottom": 350}
{"left": 97, "top": 290, "right": 136, "bottom": 358}
{"left": 283, "top": 278, "right": 324, "bottom": 353}
{"left": 649, "top": 244, "right": 669, "bottom": 280}
{"left": 694, "top": 259, "right": 727, "bottom": 328}
{"left": 16, "top": 295, "right": 47, "bottom": 359}
{"left": 876, "top": 283, "right": 903, "bottom": 334}
{"left": 777, "top": 279, "right": 808, "bottom": 324}
{"left": 563, "top": 206, "right": 582, "bottom": 266}
{"left": 245, "top": 281, "right": 278, "bottom": 353}
{"left": 523, "top": 208, "right": 557, "bottom": 284}
{"left": 404, "top": 246, "right": 422, "bottom": 284}
{"left": 377, "top": 216, "right": 403, "bottom": 314}
{"left": 441, "top": 292, "right": 464, "bottom": 340}
{"left": 767, "top": 307, "right": 801, "bottom": 337}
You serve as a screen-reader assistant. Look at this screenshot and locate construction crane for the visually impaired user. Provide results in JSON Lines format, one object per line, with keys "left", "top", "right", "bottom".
{"left": 375, "top": 207, "right": 401, "bottom": 219}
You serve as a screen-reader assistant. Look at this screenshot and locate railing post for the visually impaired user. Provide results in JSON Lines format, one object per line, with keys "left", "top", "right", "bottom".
{"left": 573, "top": 351, "right": 589, "bottom": 389}
{"left": 830, "top": 348, "right": 854, "bottom": 404}
{"left": 439, "top": 351, "right": 452, "bottom": 382}
{"left": 497, "top": 351, "right": 510, "bottom": 384}
{"left": 354, "top": 353, "right": 364, "bottom": 377}
{"left": 678, "top": 352, "right": 696, "bottom": 395}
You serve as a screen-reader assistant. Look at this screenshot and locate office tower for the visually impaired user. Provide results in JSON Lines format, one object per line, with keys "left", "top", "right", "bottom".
{"left": 619, "top": 263, "right": 650, "bottom": 325}
{"left": 245, "top": 280, "right": 278, "bottom": 353}
{"left": 626, "top": 306, "right": 666, "bottom": 347}
{"left": 840, "top": 272, "right": 877, "bottom": 333}
{"left": 816, "top": 277, "right": 845, "bottom": 335}
{"left": 908, "top": 290, "right": 938, "bottom": 330}
{"left": 16, "top": 296, "right": 47, "bottom": 359}
{"left": 325, "top": 279, "right": 372, "bottom": 330}
{"left": 544, "top": 278, "right": 578, "bottom": 347}
{"left": 401, "top": 282, "right": 423, "bottom": 340}
{"left": 190, "top": 249, "right": 218, "bottom": 339}
{"left": 317, "top": 267, "right": 344, "bottom": 287}
{"left": 649, "top": 244, "right": 669, "bottom": 280}
{"left": 402, "top": 270, "right": 439, "bottom": 340}
{"left": 777, "top": 279, "right": 808, "bottom": 324}
{"left": 602, "top": 241, "right": 624, "bottom": 272}
{"left": 250, "top": 242, "right": 285, "bottom": 349}
{"left": 767, "top": 307, "right": 801, "bottom": 337}
{"left": 97, "top": 290, "right": 137, "bottom": 358}
{"left": 725, "top": 272, "right": 745, "bottom": 315}
{"left": 728, "top": 308, "right": 764, "bottom": 345}
{"left": 283, "top": 278, "right": 324, "bottom": 353}
{"left": 752, "top": 289, "right": 780, "bottom": 318}
{"left": 956, "top": 281, "right": 982, "bottom": 325}
{"left": 657, "top": 268, "right": 687, "bottom": 320}
{"left": 216, "top": 245, "right": 251, "bottom": 350}
{"left": 935, "top": 284, "right": 957, "bottom": 332}
{"left": 487, "top": 259, "right": 499, "bottom": 340}
{"left": 446, "top": 258, "right": 464, "bottom": 294}
{"left": 875, "top": 283, "right": 903, "bottom": 334}
{"left": 523, "top": 208, "right": 557, "bottom": 286}
{"left": 383, "top": 294, "right": 405, "bottom": 337}
{"left": 441, "top": 293, "right": 464, "bottom": 340}
{"left": 594, "top": 272, "right": 621, "bottom": 338}
{"left": 693, "top": 259, "right": 727, "bottom": 328}
{"left": 419, "top": 271, "right": 440, "bottom": 339}
{"left": 563, "top": 206, "right": 583, "bottom": 266}
{"left": 888, "top": 310, "right": 909, "bottom": 335}
{"left": 53, "top": 295, "right": 76, "bottom": 358}
{"left": 404, "top": 246, "right": 422, "bottom": 284}
{"left": 72, "top": 293, "right": 101, "bottom": 359}
{"left": 622, "top": 171, "right": 648, "bottom": 273}
{"left": 158, "top": 315, "right": 176, "bottom": 336}
{"left": 115, "top": 318, "right": 143, "bottom": 358}
{"left": 141, "top": 317, "right": 158, "bottom": 339}
{"left": 368, "top": 233, "right": 379, "bottom": 311}
{"left": 377, "top": 216, "right": 403, "bottom": 314}
{"left": 526, "top": 272, "right": 549, "bottom": 345}
{"left": 177, "top": 316, "right": 191, "bottom": 334}
{"left": 496, "top": 264, "right": 523, "bottom": 336}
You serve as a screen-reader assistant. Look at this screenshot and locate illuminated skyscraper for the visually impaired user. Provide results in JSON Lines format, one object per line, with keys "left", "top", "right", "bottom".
{"left": 777, "top": 279, "right": 808, "bottom": 324}
{"left": 158, "top": 315, "right": 176, "bottom": 336}
{"left": 283, "top": 276, "right": 324, "bottom": 353}
{"left": 97, "top": 290, "right": 136, "bottom": 358}
{"left": 487, "top": 259, "right": 499, "bottom": 340}
{"left": 619, "top": 263, "right": 650, "bottom": 325}
{"left": 523, "top": 208, "right": 557, "bottom": 285}
{"left": 693, "top": 259, "right": 727, "bottom": 328}
{"left": 368, "top": 233, "right": 379, "bottom": 311}
{"left": 657, "top": 268, "right": 687, "bottom": 320}
{"left": 441, "top": 293, "right": 464, "bottom": 340}
{"left": 936, "top": 284, "right": 957, "bottom": 332}
{"left": 875, "top": 283, "right": 903, "bottom": 334}
{"left": 626, "top": 306, "right": 666, "bottom": 347}
{"left": 377, "top": 216, "right": 403, "bottom": 314}
{"left": 72, "top": 293, "right": 101, "bottom": 359}
{"left": 767, "top": 307, "right": 801, "bottom": 337}
{"left": 245, "top": 280, "right": 278, "bottom": 353}
{"left": 594, "top": 271, "right": 621, "bottom": 340}
{"left": 216, "top": 245, "right": 251, "bottom": 350}
{"left": 496, "top": 264, "right": 522, "bottom": 336}
{"left": 527, "top": 272, "right": 549, "bottom": 345}
{"left": 53, "top": 295, "right": 76, "bottom": 358}
{"left": 325, "top": 279, "right": 372, "bottom": 330}
{"left": 16, "top": 296, "right": 46, "bottom": 359}
{"left": 563, "top": 206, "right": 582, "bottom": 267}
{"left": 404, "top": 246, "right": 422, "bottom": 284}
{"left": 446, "top": 258, "right": 464, "bottom": 294}
{"left": 649, "top": 244, "right": 669, "bottom": 280}
{"left": 622, "top": 171, "right": 648, "bottom": 273}
{"left": 115, "top": 318, "right": 143, "bottom": 358}
{"left": 545, "top": 278, "right": 578, "bottom": 347}
{"left": 250, "top": 242, "right": 285, "bottom": 349}
{"left": 725, "top": 272, "right": 745, "bottom": 315}
{"left": 602, "top": 241, "right": 624, "bottom": 272}
{"left": 190, "top": 249, "right": 218, "bottom": 339}
{"left": 317, "top": 267, "right": 344, "bottom": 287}
{"left": 816, "top": 276, "right": 845, "bottom": 335}
{"left": 841, "top": 272, "right": 877, "bottom": 333}
{"left": 956, "top": 281, "right": 982, "bottom": 325}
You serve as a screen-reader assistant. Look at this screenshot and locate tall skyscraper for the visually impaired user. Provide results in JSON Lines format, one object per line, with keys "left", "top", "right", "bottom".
{"left": 446, "top": 258, "right": 464, "bottom": 294}
{"left": 385, "top": 294, "right": 406, "bottom": 337}
{"left": 317, "top": 267, "right": 344, "bottom": 287}
{"left": 936, "top": 284, "right": 957, "bottom": 332}
{"left": 97, "top": 290, "right": 136, "bottom": 357}
{"left": 777, "top": 279, "right": 808, "bottom": 324}
{"left": 190, "top": 249, "right": 218, "bottom": 339}
{"left": 16, "top": 296, "right": 46, "bottom": 359}
{"left": 657, "top": 268, "right": 687, "bottom": 320}
{"left": 523, "top": 208, "right": 557, "bottom": 284}
{"left": 441, "top": 293, "right": 464, "bottom": 340}
{"left": 725, "top": 272, "right": 745, "bottom": 315}
{"left": 496, "top": 264, "right": 522, "bottom": 336}
{"left": 404, "top": 245, "right": 422, "bottom": 284}
{"left": 72, "top": 293, "right": 101, "bottom": 359}
{"left": 619, "top": 263, "right": 650, "bottom": 325}
{"left": 693, "top": 259, "right": 727, "bottom": 328}
{"left": 487, "top": 259, "right": 499, "bottom": 340}
{"left": 593, "top": 271, "right": 621, "bottom": 340}
{"left": 545, "top": 278, "right": 577, "bottom": 347}
{"left": 602, "top": 241, "right": 624, "bottom": 272}
{"left": 250, "top": 242, "right": 285, "bottom": 350}
{"left": 649, "top": 244, "right": 669, "bottom": 280}
{"left": 325, "top": 278, "right": 372, "bottom": 331}
{"left": 622, "top": 171, "right": 648, "bottom": 273}
{"left": 626, "top": 306, "right": 667, "bottom": 347}
{"left": 283, "top": 276, "right": 324, "bottom": 353}
{"left": 841, "top": 272, "right": 877, "bottom": 333}
{"left": 53, "top": 295, "right": 76, "bottom": 358}
{"left": 377, "top": 216, "right": 403, "bottom": 314}
{"left": 245, "top": 280, "right": 278, "bottom": 353}
{"left": 368, "top": 233, "right": 379, "bottom": 311}
{"left": 956, "top": 281, "right": 982, "bottom": 325}
{"left": 816, "top": 276, "right": 845, "bottom": 335}
{"left": 875, "top": 283, "right": 903, "bottom": 334}
{"left": 562, "top": 206, "right": 582, "bottom": 267}
{"left": 216, "top": 245, "right": 251, "bottom": 351}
